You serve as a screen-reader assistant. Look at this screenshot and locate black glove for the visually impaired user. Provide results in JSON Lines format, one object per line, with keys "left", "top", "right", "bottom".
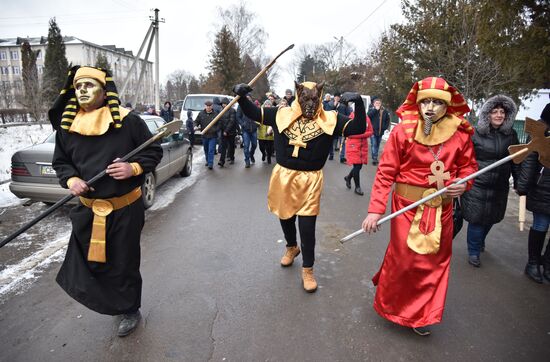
{"left": 232, "top": 83, "right": 253, "bottom": 97}
{"left": 340, "top": 92, "right": 362, "bottom": 104}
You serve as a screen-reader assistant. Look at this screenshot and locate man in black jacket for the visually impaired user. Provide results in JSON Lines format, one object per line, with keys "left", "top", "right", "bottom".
{"left": 218, "top": 97, "right": 237, "bottom": 166}
{"left": 237, "top": 94, "right": 258, "bottom": 168}
{"left": 367, "top": 97, "right": 391, "bottom": 165}
{"left": 195, "top": 100, "right": 219, "bottom": 169}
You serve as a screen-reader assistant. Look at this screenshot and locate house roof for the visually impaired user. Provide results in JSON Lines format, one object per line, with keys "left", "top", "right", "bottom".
{"left": 0, "top": 36, "right": 151, "bottom": 63}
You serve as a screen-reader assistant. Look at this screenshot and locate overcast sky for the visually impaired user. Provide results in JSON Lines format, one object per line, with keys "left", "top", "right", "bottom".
{"left": 1, "top": 0, "right": 404, "bottom": 95}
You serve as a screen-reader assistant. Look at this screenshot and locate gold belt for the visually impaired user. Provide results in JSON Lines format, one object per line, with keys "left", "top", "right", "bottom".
{"left": 395, "top": 183, "right": 451, "bottom": 206}
{"left": 79, "top": 187, "right": 142, "bottom": 263}
{"left": 395, "top": 183, "right": 452, "bottom": 255}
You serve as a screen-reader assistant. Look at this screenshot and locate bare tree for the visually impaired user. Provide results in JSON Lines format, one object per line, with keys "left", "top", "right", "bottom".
{"left": 217, "top": 0, "right": 267, "bottom": 60}
{"left": 0, "top": 81, "right": 16, "bottom": 110}
{"left": 166, "top": 69, "right": 195, "bottom": 99}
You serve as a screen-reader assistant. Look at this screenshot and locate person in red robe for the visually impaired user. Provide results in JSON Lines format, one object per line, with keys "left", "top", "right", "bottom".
{"left": 362, "top": 77, "right": 478, "bottom": 336}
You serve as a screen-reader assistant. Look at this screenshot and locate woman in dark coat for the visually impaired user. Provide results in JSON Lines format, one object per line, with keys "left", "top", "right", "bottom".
{"left": 516, "top": 103, "right": 550, "bottom": 283}
{"left": 160, "top": 101, "right": 174, "bottom": 123}
{"left": 461, "top": 95, "right": 520, "bottom": 267}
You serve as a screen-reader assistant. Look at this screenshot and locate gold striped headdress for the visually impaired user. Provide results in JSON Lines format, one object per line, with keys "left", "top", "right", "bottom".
{"left": 396, "top": 77, "right": 473, "bottom": 143}
{"left": 48, "top": 65, "right": 124, "bottom": 131}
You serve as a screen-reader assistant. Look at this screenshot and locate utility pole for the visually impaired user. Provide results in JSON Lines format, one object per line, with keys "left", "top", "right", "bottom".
{"left": 120, "top": 9, "right": 163, "bottom": 110}
{"left": 151, "top": 8, "right": 164, "bottom": 112}
{"left": 333, "top": 36, "right": 344, "bottom": 68}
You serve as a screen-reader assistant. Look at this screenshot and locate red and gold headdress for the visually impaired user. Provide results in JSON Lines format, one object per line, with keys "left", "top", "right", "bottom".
{"left": 396, "top": 77, "right": 473, "bottom": 143}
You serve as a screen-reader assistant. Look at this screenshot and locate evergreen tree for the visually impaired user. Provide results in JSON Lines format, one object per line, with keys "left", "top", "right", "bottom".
{"left": 188, "top": 78, "right": 201, "bottom": 94}
{"left": 94, "top": 53, "right": 112, "bottom": 74}
{"left": 368, "top": 0, "right": 550, "bottom": 108}
{"left": 21, "top": 40, "right": 45, "bottom": 122}
{"left": 242, "top": 55, "right": 269, "bottom": 101}
{"left": 42, "top": 18, "right": 69, "bottom": 104}
{"left": 207, "top": 26, "right": 242, "bottom": 94}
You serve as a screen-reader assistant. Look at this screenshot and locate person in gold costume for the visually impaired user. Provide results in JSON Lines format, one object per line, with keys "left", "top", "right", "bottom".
{"left": 233, "top": 81, "right": 366, "bottom": 292}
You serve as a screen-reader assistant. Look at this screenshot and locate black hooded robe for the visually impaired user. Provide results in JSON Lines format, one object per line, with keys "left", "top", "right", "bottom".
{"left": 53, "top": 112, "right": 162, "bottom": 315}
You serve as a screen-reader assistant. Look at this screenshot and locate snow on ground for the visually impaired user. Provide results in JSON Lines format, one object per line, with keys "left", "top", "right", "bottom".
{"left": 149, "top": 152, "right": 204, "bottom": 211}
{"left": 0, "top": 183, "right": 26, "bottom": 208}
{"left": 0, "top": 124, "right": 53, "bottom": 184}
{"left": 0, "top": 234, "right": 69, "bottom": 299}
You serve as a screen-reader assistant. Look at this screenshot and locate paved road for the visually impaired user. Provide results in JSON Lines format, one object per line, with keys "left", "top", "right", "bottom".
{"left": 1, "top": 148, "right": 549, "bottom": 361}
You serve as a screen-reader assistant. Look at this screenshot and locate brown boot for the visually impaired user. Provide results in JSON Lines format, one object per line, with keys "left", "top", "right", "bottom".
{"left": 302, "top": 267, "right": 318, "bottom": 293}
{"left": 280, "top": 246, "right": 300, "bottom": 267}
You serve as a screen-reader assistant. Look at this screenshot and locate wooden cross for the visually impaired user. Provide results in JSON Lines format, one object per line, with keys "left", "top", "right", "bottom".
{"left": 428, "top": 160, "right": 450, "bottom": 190}
{"left": 289, "top": 137, "right": 307, "bottom": 158}
{"left": 509, "top": 118, "right": 550, "bottom": 168}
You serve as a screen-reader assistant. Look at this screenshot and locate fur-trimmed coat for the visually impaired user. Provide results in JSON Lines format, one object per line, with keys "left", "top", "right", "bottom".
{"left": 462, "top": 95, "right": 521, "bottom": 225}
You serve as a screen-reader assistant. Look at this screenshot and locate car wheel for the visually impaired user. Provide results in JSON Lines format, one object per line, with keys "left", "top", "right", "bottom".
{"left": 141, "top": 173, "right": 156, "bottom": 209}
{"left": 180, "top": 150, "right": 193, "bottom": 177}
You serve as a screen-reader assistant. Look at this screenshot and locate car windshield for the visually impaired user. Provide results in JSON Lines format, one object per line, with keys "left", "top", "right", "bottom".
{"left": 183, "top": 96, "right": 214, "bottom": 111}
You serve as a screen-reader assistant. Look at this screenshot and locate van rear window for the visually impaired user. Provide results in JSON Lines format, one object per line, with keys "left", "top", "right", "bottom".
{"left": 183, "top": 96, "right": 213, "bottom": 111}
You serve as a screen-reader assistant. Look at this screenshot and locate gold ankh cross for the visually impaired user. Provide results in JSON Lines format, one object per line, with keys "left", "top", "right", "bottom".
{"left": 428, "top": 160, "right": 450, "bottom": 190}
{"left": 289, "top": 137, "right": 307, "bottom": 158}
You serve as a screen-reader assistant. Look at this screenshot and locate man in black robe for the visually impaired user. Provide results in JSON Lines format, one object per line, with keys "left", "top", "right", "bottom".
{"left": 49, "top": 66, "right": 162, "bottom": 337}
{"left": 233, "top": 81, "right": 366, "bottom": 292}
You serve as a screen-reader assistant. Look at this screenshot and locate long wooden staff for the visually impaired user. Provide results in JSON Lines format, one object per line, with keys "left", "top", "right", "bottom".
{"left": 0, "top": 120, "right": 183, "bottom": 248}
{"left": 340, "top": 118, "right": 550, "bottom": 243}
{"left": 200, "top": 44, "right": 294, "bottom": 135}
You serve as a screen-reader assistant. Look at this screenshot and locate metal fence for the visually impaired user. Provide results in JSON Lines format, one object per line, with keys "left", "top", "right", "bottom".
{"left": 512, "top": 119, "right": 528, "bottom": 143}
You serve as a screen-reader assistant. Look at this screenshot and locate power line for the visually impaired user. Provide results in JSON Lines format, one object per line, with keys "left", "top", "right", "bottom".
{"left": 344, "top": 0, "right": 389, "bottom": 37}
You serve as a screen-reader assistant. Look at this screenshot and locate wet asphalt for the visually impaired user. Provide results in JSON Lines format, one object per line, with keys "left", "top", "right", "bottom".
{"left": 1, "top": 146, "right": 549, "bottom": 362}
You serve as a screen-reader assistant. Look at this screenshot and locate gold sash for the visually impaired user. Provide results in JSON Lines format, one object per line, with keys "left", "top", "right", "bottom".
{"left": 395, "top": 183, "right": 451, "bottom": 255}
{"left": 79, "top": 187, "right": 142, "bottom": 263}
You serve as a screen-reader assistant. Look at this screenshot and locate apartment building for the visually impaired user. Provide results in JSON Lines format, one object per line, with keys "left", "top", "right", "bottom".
{"left": 0, "top": 36, "right": 153, "bottom": 108}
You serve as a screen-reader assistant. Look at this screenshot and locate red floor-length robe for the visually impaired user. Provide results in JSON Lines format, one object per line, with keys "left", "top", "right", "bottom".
{"left": 368, "top": 122, "right": 477, "bottom": 327}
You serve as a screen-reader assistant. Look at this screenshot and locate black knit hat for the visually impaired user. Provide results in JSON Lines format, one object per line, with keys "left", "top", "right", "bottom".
{"left": 48, "top": 65, "right": 123, "bottom": 131}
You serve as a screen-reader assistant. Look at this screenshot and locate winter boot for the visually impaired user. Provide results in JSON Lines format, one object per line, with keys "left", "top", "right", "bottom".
{"left": 543, "top": 240, "right": 550, "bottom": 282}
{"left": 525, "top": 228, "right": 546, "bottom": 284}
{"left": 118, "top": 310, "right": 141, "bottom": 337}
{"left": 344, "top": 175, "right": 352, "bottom": 189}
{"left": 302, "top": 267, "right": 318, "bottom": 293}
{"left": 280, "top": 246, "right": 300, "bottom": 267}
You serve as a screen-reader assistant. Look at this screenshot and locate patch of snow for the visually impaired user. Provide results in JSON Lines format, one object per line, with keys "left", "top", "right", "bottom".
{"left": 0, "top": 233, "right": 69, "bottom": 303}
{"left": 0, "top": 182, "right": 27, "bottom": 208}
{"left": 148, "top": 152, "right": 205, "bottom": 211}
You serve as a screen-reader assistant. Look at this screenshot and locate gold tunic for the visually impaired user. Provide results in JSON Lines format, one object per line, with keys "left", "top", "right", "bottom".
{"left": 268, "top": 164, "right": 324, "bottom": 220}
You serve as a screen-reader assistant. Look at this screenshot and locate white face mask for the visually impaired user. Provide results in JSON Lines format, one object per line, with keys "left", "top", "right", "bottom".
{"left": 419, "top": 98, "right": 447, "bottom": 123}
